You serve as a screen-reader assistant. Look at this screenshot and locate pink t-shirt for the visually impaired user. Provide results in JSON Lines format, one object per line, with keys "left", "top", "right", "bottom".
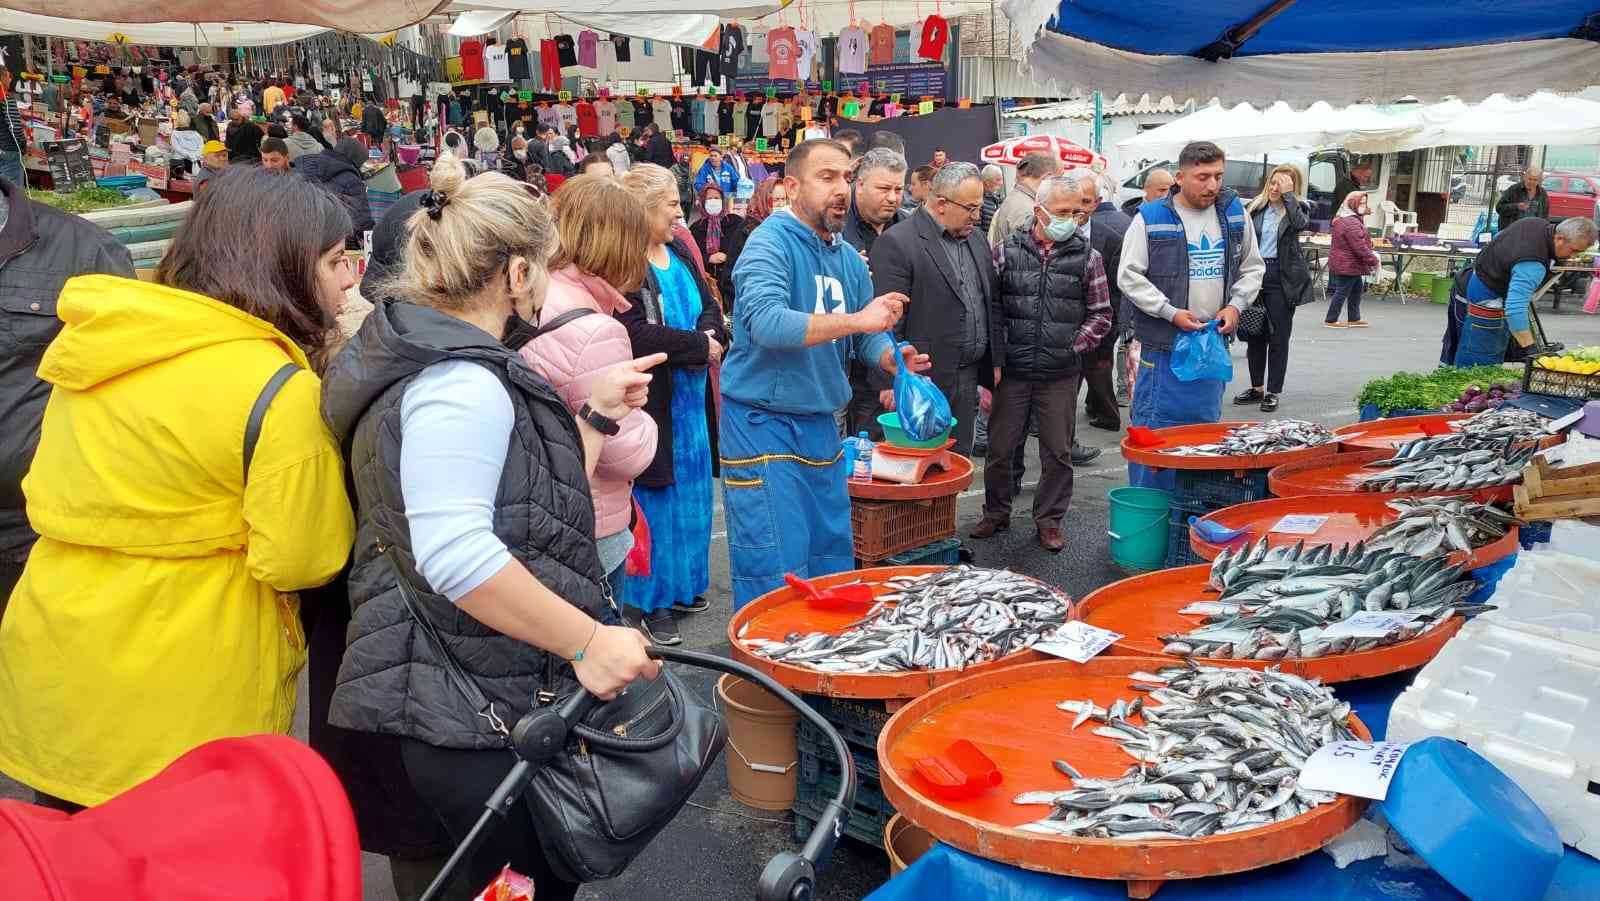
{"left": 766, "top": 27, "right": 799, "bottom": 81}
{"left": 577, "top": 30, "right": 598, "bottom": 68}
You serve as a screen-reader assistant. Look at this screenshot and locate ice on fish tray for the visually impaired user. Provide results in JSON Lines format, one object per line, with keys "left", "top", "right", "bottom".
{"left": 1322, "top": 817, "right": 1387, "bottom": 869}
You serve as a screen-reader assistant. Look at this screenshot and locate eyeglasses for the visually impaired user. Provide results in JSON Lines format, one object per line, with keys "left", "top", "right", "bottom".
{"left": 938, "top": 195, "right": 982, "bottom": 218}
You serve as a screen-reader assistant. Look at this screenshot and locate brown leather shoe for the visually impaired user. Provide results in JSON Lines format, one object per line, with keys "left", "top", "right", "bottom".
{"left": 1038, "top": 525, "right": 1065, "bottom": 552}
{"left": 970, "top": 517, "right": 1009, "bottom": 539}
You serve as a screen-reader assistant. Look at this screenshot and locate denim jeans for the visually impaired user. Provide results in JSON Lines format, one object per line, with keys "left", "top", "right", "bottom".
{"left": 1453, "top": 308, "right": 1510, "bottom": 367}
{"left": 0, "top": 151, "right": 25, "bottom": 189}
{"left": 1326, "top": 273, "right": 1363, "bottom": 323}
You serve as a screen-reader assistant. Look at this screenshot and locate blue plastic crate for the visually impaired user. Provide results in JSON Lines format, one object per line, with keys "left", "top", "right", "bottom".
{"left": 1164, "top": 510, "right": 1207, "bottom": 569}
{"left": 880, "top": 537, "right": 963, "bottom": 567}
{"left": 801, "top": 695, "right": 889, "bottom": 750}
{"left": 792, "top": 729, "right": 892, "bottom": 849}
{"left": 1172, "top": 466, "right": 1272, "bottom": 510}
{"left": 1359, "top": 404, "right": 1437, "bottom": 422}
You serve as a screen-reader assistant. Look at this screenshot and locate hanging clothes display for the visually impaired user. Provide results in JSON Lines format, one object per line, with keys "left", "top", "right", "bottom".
{"left": 577, "top": 31, "right": 599, "bottom": 68}
{"left": 837, "top": 25, "right": 868, "bottom": 74}
{"left": 767, "top": 26, "right": 799, "bottom": 81}
{"left": 795, "top": 29, "right": 819, "bottom": 81}
{"left": 869, "top": 22, "right": 896, "bottom": 67}
{"left": 553, "top": 34, "right": 577, "bottom": 67}
{"left": 919, "top": 15, "right": 951, "bottom": 61}
{"left": 719, "top": 23, "right": 747, "bottom": 70}
{"left": 506, "top": 37, "right": 531, "bottom": 81}
{"left": 539, "top": 39, "right": 562, "bottom": 90}
{"left": 458, "top": 39, "right": 485, "bottom": 81}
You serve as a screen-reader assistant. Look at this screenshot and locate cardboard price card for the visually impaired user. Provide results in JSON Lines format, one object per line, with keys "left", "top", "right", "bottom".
{"left": 765, "top": 86, "right": 778, "bottom": 98}
{"left": 637, "top": 87, "right": 652, "bottom": 97}
{"left": 754, "top": 138, "right": 769, "bottom": 152}
{"left": 558, "top": 90, "right": 572, "bottom": 102}
{"left": 517, "top": 90, "right": 533, "bottom": 102}
{"left": 823, "top": 80, "right": 833, "bottom": 92}
{"left": 918, "top": 100, "right": 935, "bottom": 114}
{"left": 1034, "top": 622, "right": 1123, "bottom": 664}
{"left": 1298, "top": 741, "right": 1411, "bottom": 800}
{"left": 1271, "top": 514, "right": 1329, "bottom": 535}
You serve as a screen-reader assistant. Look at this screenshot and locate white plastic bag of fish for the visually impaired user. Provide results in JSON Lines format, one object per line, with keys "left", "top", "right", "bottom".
{"left": 1298, "top": 741, "right": 1411, "bottom": 800}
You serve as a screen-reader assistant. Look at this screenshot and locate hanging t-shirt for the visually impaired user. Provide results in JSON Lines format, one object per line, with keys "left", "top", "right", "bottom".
{"left": 760, "top": 102, "right": 780, "bottom": 138}
{"left": 610, "top": 34, "right": 632, "bottom": 63}
{"left": 577, "top": 31, "right": 599, "bottom": 68}
{"left": 766, "top": 27, "right": 799, "bottom": 81}
{"left": 719, "top": 24, "right": 747, "bottom": 69}
{"left": 918, "top": 15, "right": 950, "bottom": 61}
{"left": 651, "top": 97, "right": 673, "bottom": 133}
{"left": 459, "top": 39, "right": 486, "bottom": 81}
{"left": 744, "top": 100, "right": 763, "bottom": 138}
{"left": 732, "top": 100, "right": 750, "bottom": 138}
{"left": 615, "top": 98, "right": 635, "bottom": 128}
{"left": 633, "top": 98, "right": 653, "bottom": 128}
{"left": 595, "top": 99, "right": 617, "bottom": 134}
{"left": 717, "top": 101, "right": 735, "bottom": 135}
{"left": 795, "top": 30, "right": 819, "bottom": 80}
{"left": 555, "top": 102, "right": 578, "bottom": 133}
{"left": 484, "top": 44, "right": 511, "bottom": 82}
{"left": 747, "top": 27, "right": 769, "bottom": 64}
{"left": 837, "top": 26, "right": 868, "bottom": 74}
{"left": 702, "top": 98, "right": 720, "bottom": 135}
{"left": 669, "top": 97, "right": 691, "bottom": 134}
{"left": 536, "top": 104, "right": 560, "bottom": 131}
{"left": 869, "top": 24, "right": 896, "bottom": 67}
{"left": 575, "top": 100, "right": 599, "bottom": 136}
{"left": 505, "top": 38, "right": 532, "bottom": 80}
{"left": 554, "top": 34, "right": 578, "bottom": 67}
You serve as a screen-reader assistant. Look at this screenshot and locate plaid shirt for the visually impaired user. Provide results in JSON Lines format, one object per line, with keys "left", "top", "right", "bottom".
{"left": 993, "top": 230, "right": 1114, "bottom": 355}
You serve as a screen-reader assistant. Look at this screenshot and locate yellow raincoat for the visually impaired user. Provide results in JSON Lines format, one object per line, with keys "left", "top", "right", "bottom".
{"left": 0, "top": 275, "right": 354, "bottom": 805}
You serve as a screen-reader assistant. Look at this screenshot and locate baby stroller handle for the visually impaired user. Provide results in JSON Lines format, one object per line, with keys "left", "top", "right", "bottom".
{"left": 421, "top": 647, "right": 857, "bottom": 901}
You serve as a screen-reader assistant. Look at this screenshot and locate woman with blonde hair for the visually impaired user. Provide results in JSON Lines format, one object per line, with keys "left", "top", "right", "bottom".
{"left": 318, "top": 154, "right": 663, "bottom": 898}
{"left": 1236, "top": 163, "right": 1313, "bottom": 412}
{"left": 523, "top": 174, "right": 659, "bottom": 597}
{"left": 613, "top": 163, "right": 727, "bottom": 645}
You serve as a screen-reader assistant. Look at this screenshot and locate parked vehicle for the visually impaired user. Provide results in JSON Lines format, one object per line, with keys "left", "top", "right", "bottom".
{"left": 1542, "top": 171, "right": 1600, "bottom": 220}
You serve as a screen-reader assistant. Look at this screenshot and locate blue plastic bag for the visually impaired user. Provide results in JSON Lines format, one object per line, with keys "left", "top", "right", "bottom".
{"left": 1171, "top": 320, "right": 1234, "bottom": 383}
{"left": 892, "top": 340, "right": 953, "bottom": 441}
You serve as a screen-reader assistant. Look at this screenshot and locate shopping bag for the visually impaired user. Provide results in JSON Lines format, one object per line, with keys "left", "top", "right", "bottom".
{"left": 1584, "top": 270, "right": 1600, "bottom": 314}
{"left": 1171, "top": 320, "right": 1234, "bottom": 383}
{"left": 892, "top": 340, "right": 953, "bottom": 441}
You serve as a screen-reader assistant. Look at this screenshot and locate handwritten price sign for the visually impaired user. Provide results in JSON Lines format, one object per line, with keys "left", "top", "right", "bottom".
{"left": 1035, "top": 622, "right": 1123, "bottom": 663}
{"left": 1299, "top": 741, "right": 1411, "bottom": 800}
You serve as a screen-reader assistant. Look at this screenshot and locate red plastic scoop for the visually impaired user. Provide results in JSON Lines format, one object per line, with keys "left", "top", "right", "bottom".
{"left": 1126, "top": 425, "right": 1165, "bottom": 448}
{"left": 1419, "top": 419, "right": 1453, "bottom": 437}
{"left": 784, "top": 573, "right": 876, "bottom": 610}
{"left": 912, "top": 739, "right": 1002, "bottom": 800}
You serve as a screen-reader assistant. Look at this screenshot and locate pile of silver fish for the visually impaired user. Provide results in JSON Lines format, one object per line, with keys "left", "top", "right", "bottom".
{"left": 1449, "top": 407, "right": 1550, "bottom": 442}
{"left": 1159, "top": 538, "right": 1487, "bottom": 660}
{"left": 740, "top": 567, "right": 1070, "bottom": 673}
{"left": 1014, "top": 664, "right": 1353, "bottom": 839}
{"left": 1356, "top": 436, "right": 1535, "bottom": 492}
{"left": 1164, "top": 420, "right": 1337, "bottom": 457}
{"left": 1364, "top": 497, "right": 1520, "bottom": 555}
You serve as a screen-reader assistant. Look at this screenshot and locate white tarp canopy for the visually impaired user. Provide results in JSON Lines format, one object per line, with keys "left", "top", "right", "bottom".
{"left": 0, "top": 10, "right": 328, "bottom": 45}
{"left": 0, "top": 0, "right": 444, "bottom": 33}
{"left": 1117, "top": 100, "right": 1419, "bottom": 159}
{"left": 1118, "top": 92, "right": 1600, "bottom": 159}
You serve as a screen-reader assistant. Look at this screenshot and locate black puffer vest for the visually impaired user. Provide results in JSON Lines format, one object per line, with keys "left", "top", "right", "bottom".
{"left": 1475, "top": 217, "right": 1555, "bottom": 299}
{"left": 320, "top": 301, "right": 604, "bottom": 750}
{"left": 998, "top": 229, "right": 1091, "bottom": 381}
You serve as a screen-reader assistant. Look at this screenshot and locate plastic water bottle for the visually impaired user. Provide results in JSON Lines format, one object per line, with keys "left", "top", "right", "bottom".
{"left": 851, "top": 431, "right": 875, "bottom": 482}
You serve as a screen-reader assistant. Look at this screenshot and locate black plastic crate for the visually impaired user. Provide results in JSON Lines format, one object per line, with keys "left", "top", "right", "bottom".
{"left": 1172, "top": 466, "right": 1273, "bottom": 510}
{"left": 798, "top": 719, "right": 880, "bottom": 784}
{"left": 792, "top": 731, "right": 894, "bottom": 849}
{"left": 1165, "top": 515, "right": 1207, "bottom": 568}
{"left": 801, "top": 694, "right": 890, "bottom": 750}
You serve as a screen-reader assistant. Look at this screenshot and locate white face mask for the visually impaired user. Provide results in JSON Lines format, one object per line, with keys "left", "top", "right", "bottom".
{"left": 705, "top": 198, "right": 724, "bottom": 216}
{"left": 514, "top": 149, "right": 527, "bottom": 161}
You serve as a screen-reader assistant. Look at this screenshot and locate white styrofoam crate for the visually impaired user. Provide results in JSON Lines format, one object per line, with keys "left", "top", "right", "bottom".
{"left": 1478, "top": 551, "right": 1600, "bottom": 652}
{"left": 1388, "top": 618, "right": 1600, "bottom": 857}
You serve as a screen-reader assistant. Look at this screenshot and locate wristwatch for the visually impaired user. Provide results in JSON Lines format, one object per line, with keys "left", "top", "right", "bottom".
{"left": 578, "top": 402, "right": 621, "bottom": 436}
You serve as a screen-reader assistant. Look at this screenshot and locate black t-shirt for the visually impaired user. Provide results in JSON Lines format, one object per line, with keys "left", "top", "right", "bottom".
{"left": 717, "top": 102, "right": 735, "bottom": 135}
{"left": 868, "top": 97, "right": 887, "bottom": 116}
{"left": 669, "top": 98, "right": 691, "bottom": 134}
{"left": 632, "top": 98, "right": 652, "bottom": 124}
{"left": 745, "top": 100, "right": 763, "bottom": 137}
{"left": 818, "top": 95, "right": 839, "bottom": 119}
{"left": 719, "top": 24, "right": 747, "bottom": 68}
{"left": 506, "top": 38, "right": 531, "bottom": 80}
{"left": 554, "top": 34, "right": 577, "bottom": 67}
{"left": 610, "top": 34, "right": 631, "bottom": 62}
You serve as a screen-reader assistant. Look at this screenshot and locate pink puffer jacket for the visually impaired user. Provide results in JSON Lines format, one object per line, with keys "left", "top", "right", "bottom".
{"left": 521, "top": 265, "right": 658, "bottom": 539}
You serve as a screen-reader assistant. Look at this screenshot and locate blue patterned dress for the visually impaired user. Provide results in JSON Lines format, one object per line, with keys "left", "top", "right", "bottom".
{"left": 622, "top": 252, "right": 713, "bottom": 613}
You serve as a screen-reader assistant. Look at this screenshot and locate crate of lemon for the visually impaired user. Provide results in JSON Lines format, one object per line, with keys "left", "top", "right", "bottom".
{"left": 1527, "top": 346, "right": 1600, "bottom": 400}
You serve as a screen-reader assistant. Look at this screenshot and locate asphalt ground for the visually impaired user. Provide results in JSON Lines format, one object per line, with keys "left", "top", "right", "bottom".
{"left": 7, "top": 293, "right": 1600, "bottom": 900}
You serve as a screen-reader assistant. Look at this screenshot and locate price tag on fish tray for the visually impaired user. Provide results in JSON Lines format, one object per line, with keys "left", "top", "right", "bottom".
{"left": 1270, "top": 514, "right": 1329, "bottom": 535}
{"left": 1298, "top": 740, "right": 1412, "bottom": 800}
{"left": 1035, "top": 622, "right": 1122, "bottom": 663}
{"left": 1319, "top": 610, "right": 1425, "bottom": 639}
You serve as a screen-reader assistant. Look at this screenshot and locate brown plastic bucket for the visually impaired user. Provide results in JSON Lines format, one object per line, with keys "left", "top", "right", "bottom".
{"left": 716, "top": 675, "right": 799, "bottom": 810}
{"left": 884, "top": 813, "right": 937, "bottom": 876}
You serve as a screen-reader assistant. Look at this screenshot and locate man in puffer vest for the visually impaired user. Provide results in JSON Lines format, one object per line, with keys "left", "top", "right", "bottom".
{"left": 1118, "top": 141, "right": 1264, "bottom": 491}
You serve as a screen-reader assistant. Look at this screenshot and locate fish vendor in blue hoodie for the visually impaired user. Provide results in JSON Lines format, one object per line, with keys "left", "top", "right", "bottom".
{"left": 721, "top": 138, "right": 931, "bottom": 609}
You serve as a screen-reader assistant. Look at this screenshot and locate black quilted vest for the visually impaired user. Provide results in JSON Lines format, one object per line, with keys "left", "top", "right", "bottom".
{"left": 998, "top": 228, "right": 1091, "bottom": 380}
{"left": 320, "top": 300, "right": 604, "bottom": 750}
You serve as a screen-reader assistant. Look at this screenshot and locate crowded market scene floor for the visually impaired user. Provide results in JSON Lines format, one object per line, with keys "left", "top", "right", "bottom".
{"left": 10, "top": 3, "right": 1600, "bottom": 901}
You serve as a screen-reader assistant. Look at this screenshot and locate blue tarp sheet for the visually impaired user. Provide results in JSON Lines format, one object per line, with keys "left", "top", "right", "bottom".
{"left": 868, "top": 672, "right": 1600, "bottom": 901}
{"left": 1041, "top": 1, "right": 1597, "bottom": 56}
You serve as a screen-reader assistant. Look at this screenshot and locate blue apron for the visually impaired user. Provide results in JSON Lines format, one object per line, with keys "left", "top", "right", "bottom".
{"left": 1128, "top": 347, "right": 1225, "bottom": 492}
{"left": 720, "top": 397, "right": 855, "bottom": 610}
{"left": 1451, "top": 273, "right": 1510, "bottom": 367}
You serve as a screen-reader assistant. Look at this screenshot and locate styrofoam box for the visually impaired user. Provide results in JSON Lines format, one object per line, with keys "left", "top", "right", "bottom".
{"left": 1388, "top": 618, "right": 1600, "bottom": 856}
{"left": 1483, "top": 552, "right": 1600, "bottom": 653}
{"left": 1547, "top": 520, "right": 1600, "bottom": 563}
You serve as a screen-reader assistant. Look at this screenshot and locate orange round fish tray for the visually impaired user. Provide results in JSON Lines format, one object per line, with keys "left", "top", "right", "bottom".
{"left": 878, "top": 657, "right": 1370, "bottom": 885}
{"left": 1075, "top": 566, "right": 1463, "bottom": 683}
{"left": 1120, "top": 421, "right": 1341, "bottom": 471}
{"left": 1267, "top": 449, "right": 1514, "bottom": 503}
{"left": 1186, "top": 494, "right": 1521, "bottom": 570}
{"left": 1331, "top": 413, "right": 1467, "bottom": 452}
{"left": 847, "top": 452, "right": 974, "bottom": 501}
{"left": 727, "top": 566, "right": 1069, "bottom": 699}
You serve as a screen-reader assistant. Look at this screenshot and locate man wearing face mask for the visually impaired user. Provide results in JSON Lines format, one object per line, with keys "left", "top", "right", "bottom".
{"left": 971, "top": 174, "right": 1113, "bottom": 552}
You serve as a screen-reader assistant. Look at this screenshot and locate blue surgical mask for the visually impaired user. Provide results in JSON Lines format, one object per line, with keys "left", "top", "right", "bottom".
{"left": 1043, "top": 213, "right": 1077, "bottom": 242}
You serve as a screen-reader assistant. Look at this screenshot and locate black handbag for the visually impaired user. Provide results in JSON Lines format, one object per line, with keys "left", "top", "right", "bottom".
{"left": 384, "top": 547, "right": 726, "bottom": 883}
{"left": 1236, "top": 302, "right": 1273, "bottom": 341}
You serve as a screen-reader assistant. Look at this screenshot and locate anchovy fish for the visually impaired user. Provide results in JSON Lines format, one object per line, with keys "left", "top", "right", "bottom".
{"left": 1164, "top": 420, "right": 1337, "bottom": 457}
{"left": 1364, "top": 497, "right": 1521, "bottom": 555}
{"left": 1358, "top": 435, "right": 1535, "bottom": 493}
{"left": 1015, "top": 664, "right": 1352, "bottom": 840}
{"left": 742, "top": 567, "right": 1070, "bottom": 673}
{"left": 1448, "top": 407, "right": 1551, "bottom": 442}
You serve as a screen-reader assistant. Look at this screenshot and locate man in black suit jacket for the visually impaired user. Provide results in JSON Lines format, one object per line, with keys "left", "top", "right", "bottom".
{"left": 869, "top": 162, "right": 1002, "bottom": 455}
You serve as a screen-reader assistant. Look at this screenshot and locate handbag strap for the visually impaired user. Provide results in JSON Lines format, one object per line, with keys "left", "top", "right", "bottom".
{"left": 381, "top": 544, "right": 513, "bottom": 740}
{"left": 506, "top": 307, "right": 597, "bottom": 352}
{"left": 242, "top": 362, "right": 301, "bottom": 486}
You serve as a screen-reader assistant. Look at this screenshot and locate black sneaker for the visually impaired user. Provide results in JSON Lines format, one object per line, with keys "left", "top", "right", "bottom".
{"left": 639, "top": 608, "right": 682, "bottom": 646}
{"left": 1233, "top": 388, "right": 1264, "bottom": 405}
{"left": 674, "top": 596, "right": 711, "bottom": 614}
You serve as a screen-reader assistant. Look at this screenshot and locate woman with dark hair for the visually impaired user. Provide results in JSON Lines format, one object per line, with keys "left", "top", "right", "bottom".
{"left": 298, "top": 137, "right": 376, "bottom": 248}
{"left": 0, "top": 167, "right": 357, "bottom": 811}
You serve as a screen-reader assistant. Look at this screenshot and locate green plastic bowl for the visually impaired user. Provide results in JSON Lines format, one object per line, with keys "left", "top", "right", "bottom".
{"left": 877, "top": 412, "right": 956, "bottom": 449}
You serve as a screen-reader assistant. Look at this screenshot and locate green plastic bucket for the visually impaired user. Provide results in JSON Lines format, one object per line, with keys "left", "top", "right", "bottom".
{"left": 1431, "top": 275, "right": 1453, "bottom": 305}
{"left": 1408, "top": 271, "right": 1435, "bottom": 296}
{"left": 1107, "top": 487, "right": 1172, "bottom": 572}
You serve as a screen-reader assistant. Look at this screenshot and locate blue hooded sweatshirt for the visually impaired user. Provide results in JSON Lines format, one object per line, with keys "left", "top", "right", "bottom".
{"left": 724, "top": 209, "right": 893, "bottom": 416}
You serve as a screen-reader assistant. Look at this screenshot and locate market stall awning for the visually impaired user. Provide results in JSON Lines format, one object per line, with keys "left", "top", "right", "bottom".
{"left": 1395, "top": 91, "right": 1600, "bottom": 151}
{"left": 1117, "top": 100, "right": 1420, "bottom": 159}
{"left": 1000, "top": 0, "right": 1600, "bottom": 107}
{"left": 0, "top": 0, "right": 445, "bottom": 33}
{"left": 0, "top": 10, "right": 329, "bottom": 45}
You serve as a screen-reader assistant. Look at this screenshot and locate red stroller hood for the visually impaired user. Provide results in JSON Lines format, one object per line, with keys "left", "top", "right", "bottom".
{"left": 0, "top": 734, "right": 360, "bottom": 901}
